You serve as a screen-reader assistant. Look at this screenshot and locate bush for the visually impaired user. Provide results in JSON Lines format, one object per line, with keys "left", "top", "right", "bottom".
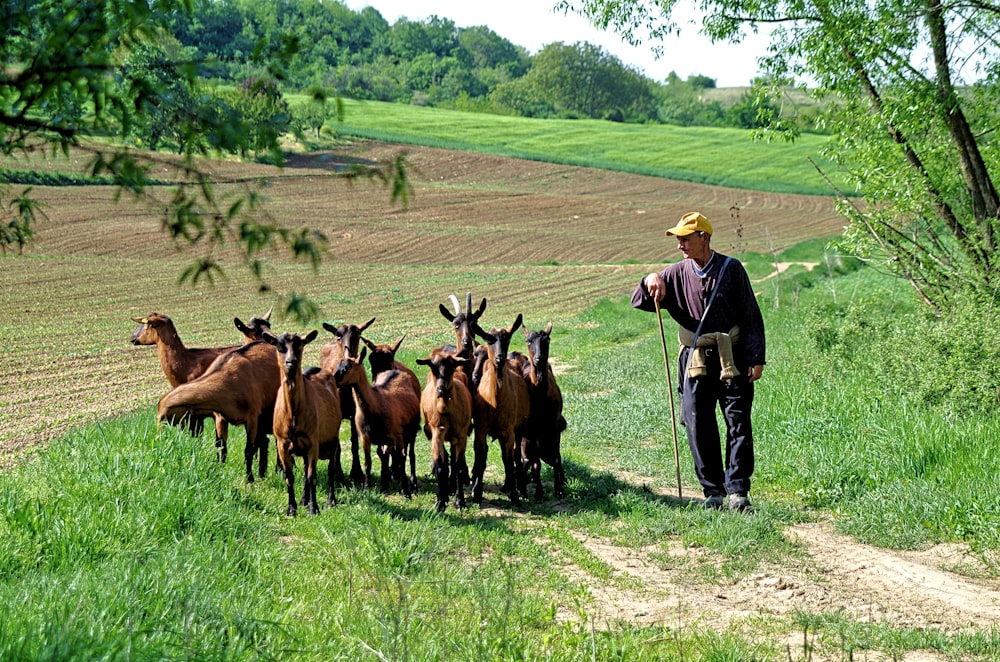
{"left": 805, "top": 291, "right": 1000, "bottom": 415}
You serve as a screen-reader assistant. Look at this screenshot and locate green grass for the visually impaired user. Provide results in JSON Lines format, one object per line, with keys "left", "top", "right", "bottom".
{"left": 302, "top": 97, "right": 849, "bottom": 196}
{"left": 2, "top": 252, "right": 1000, "bottom": 659}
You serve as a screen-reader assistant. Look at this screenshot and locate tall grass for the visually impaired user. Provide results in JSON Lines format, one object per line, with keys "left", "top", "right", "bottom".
{"left": 2, "top": 251, "right": 1000, "bottom": 659}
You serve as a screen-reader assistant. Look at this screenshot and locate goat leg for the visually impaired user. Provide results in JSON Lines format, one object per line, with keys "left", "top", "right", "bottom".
{"left": 282, "top": 457, "right": 297, "bottom": 517}
{"left": 305, "top": 456, "right": 320, "bottom": 515}
{"left": 500, "top": 438, "right": 522, "bottom": 507}
{"left": 395, "top": 445, "right": 411, "bottom": 499}
{"left": 549, "top": 448, "right": 566, "bottom": 500}
{"left": 326, "top": 458, "right": 338, "bottom": 507}
{"left": 256, "top": 427, "right": 270, "bottom": 480}
{"left": 214, "top": 415, "right": 228, "bottom": 463}
{"left": 408, "top": 433, "right": 418, "bottom": 495}
{"left": 433, "top": 456, "right": 449, "bottom": 512}
{"left": 532, "top": 459, "right": 544, "bottom": 501}
{"left": 377, "top": 446, "right": 391, "bottom": 494}
{"left": 243, "top": 424, "right": 257, "bottom": 483}
{"left": 470, "top": 431, "right": 488, "bottom": 505}
{"left": 362, "top": 436, "right": 373, "bottom": 491}
{"left": 453, "top": 449, "right": 469, "bottom": 511}
{"left": 349, "top": 421, "right": 365, "bottom": 486}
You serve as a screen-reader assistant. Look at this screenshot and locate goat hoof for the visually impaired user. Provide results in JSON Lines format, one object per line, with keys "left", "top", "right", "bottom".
{"left": 436, "top": 501, "right": 447, "bottom": 513}
{"left": 534, "top": 489, "right": 544, "bottom": 501}
{"left": 308, "top": 505, "right": 320, "bottom": 516}
{"left": 454, "top": 498, "right": 465, "bottom": 510}
{"left": 285, "top": 506, "right": 297, "bottom": 517}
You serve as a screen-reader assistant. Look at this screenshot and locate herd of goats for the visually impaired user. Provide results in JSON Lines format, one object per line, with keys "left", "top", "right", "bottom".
{"left": 131, "top": 294, "right": 567, "bottom": 516}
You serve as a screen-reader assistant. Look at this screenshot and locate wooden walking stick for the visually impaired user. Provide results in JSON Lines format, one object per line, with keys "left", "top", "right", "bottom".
{"left": 654, "top": 298, "right": 683, "bottom": 498}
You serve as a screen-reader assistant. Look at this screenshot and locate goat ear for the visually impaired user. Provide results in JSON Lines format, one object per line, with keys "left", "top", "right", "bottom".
{"left": 132, "top": 316, "right": 147, "bottom": 324}
{"left": 359, "top": 317, "right": 376, "bottom": 332}
{"left": 234, "top": 317, "right": 249, "bottom": 334}
{"left": 416, "top": 357, "right": 431, "bottom": 366}
{"left": 358, "top": 346, "right": 368, "bottom": 362}
{"left": 261, "top": 331, "right": 278, "bottom": 346}
{"left": 473, "top": 297, "right": 487, "bottom": 318}
{"left": 438, "top": 303, "right": 455, "bottom": 322}
{"left": 474, "top": 324, "right": 496, "bottom": 344}
{"left": 511, "top": 313, "right": 523, "bottom": 334}
{"left": 304, "top": 329, "right": 319, "bottom": 344}
{"left": 522, "top": 326, "right": 530, "bottom": 338}
{"left": 361, "top": 337, "right": 377, "bottom": 352}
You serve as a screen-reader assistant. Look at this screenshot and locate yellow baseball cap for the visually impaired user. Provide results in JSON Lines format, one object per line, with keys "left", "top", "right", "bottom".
{"left": 665, "top": 211, "right": 713, "bottom": 237}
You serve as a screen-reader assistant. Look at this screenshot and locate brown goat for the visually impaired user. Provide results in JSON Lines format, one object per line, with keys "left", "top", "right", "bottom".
{"left": 263, "top": 330, "right": 342, "bottom": 516}
{"left": 416, "top": 349, "right": 473, "bottom": 511}
{"left": 334, "top": 348, "right": 421, "bottom": 497}
{"left": 156, "top": 340, "right": 280, "bottom": 482}
{"left": 362, "top": 334, "right": 422, "bottom": 492}
{"left": 131, "top": 309, "right": 272, "bottom": 461}
{"left": 470, "top": 313, "right": 531, "bottom": 506}
{"left": 514, "top": 322, "right": 567, "bottom": 499}
{"left": 319, "top": 317, "right": 376, "bottom": 485}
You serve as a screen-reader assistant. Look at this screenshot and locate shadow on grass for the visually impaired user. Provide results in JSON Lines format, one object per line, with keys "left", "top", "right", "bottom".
{"left": 356, "top": 456, "right": 698, "bottom": 525}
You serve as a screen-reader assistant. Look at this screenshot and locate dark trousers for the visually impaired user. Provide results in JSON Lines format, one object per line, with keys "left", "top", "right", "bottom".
{"left": 678, "top": 347, "right": 755, "bottom": 497}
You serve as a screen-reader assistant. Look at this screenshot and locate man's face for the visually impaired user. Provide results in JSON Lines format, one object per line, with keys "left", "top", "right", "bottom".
{"left": 676, "top": 231, "right": 711, "bottom": 263}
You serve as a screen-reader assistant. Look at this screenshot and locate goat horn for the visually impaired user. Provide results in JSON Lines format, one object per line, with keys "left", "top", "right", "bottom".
{"left": 263, "top": 306, "right": 272, "bottom": 321}
{"left": 466, "top": 292, "right": 472, "bottom": 314}
{"left": 391, "top": 334, "right": 406, "bottom": 352}
{"left": 449, "top": 295, "right": 461, "bottom": 316}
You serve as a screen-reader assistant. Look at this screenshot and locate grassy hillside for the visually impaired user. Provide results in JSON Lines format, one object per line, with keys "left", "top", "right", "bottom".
{"left": 320, "top": 98, "right": 848, "bottom": 196}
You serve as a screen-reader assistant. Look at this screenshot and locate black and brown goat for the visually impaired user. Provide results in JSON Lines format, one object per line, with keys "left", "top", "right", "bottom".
{"left": 514, "top": 322, "right": 567, "bottom": 499}
{"left": 156, "top": 340, "right": 280, "bottom": 482}
{"left": 334, "top": 348, "right": 421, "bottom": 497}
{"left": 263, "top": 330, "right": 342, "bottom": 516}
{"left": 438, "top": 293, "right": 486, "bottom": 386}
{"left": 416, "top": 349, "right": 473, "bottom": 511}
{"left": 131, "top": 309, "right": 272, "bottom": 460}
{"left": 363, "top": 334, "right": 422, "bottom": 492}
{"left": 318, "top": 317, "right": 376, "bottom": 485}
{"left": 470, "top": 313, "right": 531, "bottom": 506}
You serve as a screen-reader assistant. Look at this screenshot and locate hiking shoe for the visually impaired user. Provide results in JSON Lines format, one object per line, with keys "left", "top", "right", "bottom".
{"left": 728, "top": 493, "right": 752, "bottom": 512}
{"left": 702, "top": 494, "right": 725, "bottom": 509}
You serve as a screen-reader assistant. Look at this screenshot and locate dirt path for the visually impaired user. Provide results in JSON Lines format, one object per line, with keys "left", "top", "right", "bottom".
{"left": 543, "top": 481, "right": 1000, "bottom": 658}
{"left": 754, "top": 261, "right": 820, "bottom": 283}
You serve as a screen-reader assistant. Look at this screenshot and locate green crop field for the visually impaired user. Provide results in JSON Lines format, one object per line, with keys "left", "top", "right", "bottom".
{"left": 320, "top": 98, "right": 849, "bottom": 196}
{"left": 1, "top": 115, "right": 998, "bottom": 660}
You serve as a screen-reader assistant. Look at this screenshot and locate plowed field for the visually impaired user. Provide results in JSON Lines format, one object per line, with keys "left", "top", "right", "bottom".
{"left": 0, "top": 140, "right": 844, "bottom": 462}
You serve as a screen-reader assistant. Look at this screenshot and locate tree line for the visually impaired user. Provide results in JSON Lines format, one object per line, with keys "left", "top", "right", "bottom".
{"left": 157, "top": 0, "right": 781, "bottom": 129}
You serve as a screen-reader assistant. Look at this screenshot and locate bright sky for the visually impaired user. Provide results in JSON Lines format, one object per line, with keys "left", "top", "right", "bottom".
{"left": 341, "top": 0, "right": 772, "bottom": 87}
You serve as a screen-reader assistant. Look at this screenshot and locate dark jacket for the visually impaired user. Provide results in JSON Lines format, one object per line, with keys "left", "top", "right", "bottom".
{"left": 631, "top": 252, "right": 766, "bottom": 367}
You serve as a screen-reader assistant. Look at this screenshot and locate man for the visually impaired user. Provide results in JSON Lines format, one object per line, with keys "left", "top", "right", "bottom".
{"left": 631, "top": 211, "right": 765, "bottom": 511}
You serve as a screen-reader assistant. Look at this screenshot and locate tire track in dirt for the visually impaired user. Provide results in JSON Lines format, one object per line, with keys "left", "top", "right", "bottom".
{"left": 548, "top": 484, "right": 1000, "bottom": 640}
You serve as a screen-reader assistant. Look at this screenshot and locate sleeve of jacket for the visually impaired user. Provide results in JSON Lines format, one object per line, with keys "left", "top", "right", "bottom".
{"left": 735, "top": 265, "right": 766, "bottom": 365}
{"left": 631, "top": 276, "right": 658, "bottom": 312}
